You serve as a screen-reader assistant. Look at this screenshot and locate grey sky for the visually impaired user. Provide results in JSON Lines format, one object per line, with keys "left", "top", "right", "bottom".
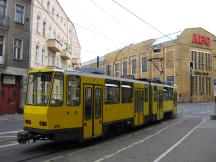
{"left": 58, "top": 0, "right": 216, "bottom": 63}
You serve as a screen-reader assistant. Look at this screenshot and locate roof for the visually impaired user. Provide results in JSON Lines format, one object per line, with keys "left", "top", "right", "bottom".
{"left": 151, "top": 31, "right": 183, "bottom": 46}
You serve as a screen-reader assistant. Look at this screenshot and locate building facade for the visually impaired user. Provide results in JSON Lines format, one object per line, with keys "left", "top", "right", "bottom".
{"left": 30, "top": 0, "right": 81, "bottom": 70}
{"left": 0, "top": 0, "right": 81, "bottom": 114}
{"left": 82, "top": 28, "right": 216, "bottom": 102}
{"left": 0, "top": 0, "right": 31, "bottom": 114}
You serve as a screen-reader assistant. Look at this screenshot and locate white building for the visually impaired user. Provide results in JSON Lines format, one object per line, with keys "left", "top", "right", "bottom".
{"left": 30, "top": 0, "right": 81, "bottom": 70}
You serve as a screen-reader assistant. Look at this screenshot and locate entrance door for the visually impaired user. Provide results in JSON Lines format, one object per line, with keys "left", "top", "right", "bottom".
{"left": 0, "top": 86, "right": 19, "bottom": 114}
{"left": 0, "top": 87, "right": 7, "bottom": 114}
{"left": 134, "top": 89, "right": 144, "bottom": 126}
{"left": 83, "top": 85, "right": 103, "bottom": 139}
{"left": 157, "top": 89, "right": 163, "bottom": 120}
{"left": 8, "top": 87, "right": 19, "bottom": 113}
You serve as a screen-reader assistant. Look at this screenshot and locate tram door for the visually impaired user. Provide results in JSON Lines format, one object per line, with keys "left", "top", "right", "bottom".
{"left": 83, "top": 85, "right": 103, "bottom": 139}
{"left": 134, "top": 89, "right": 144, "bottom": 126}
{"left": 157, "top": 88, "right": 163, "bottom": 120}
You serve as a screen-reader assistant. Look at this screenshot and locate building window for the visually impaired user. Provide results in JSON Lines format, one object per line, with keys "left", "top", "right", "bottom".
{"left": 208, "top": 54, "right": 211, "bottom": 71}
{"left": 199, "top": 77, "right": 201, "bottom": 95}
{"left": 191, "top": 51, "right": 197, "bottom": 70}
{"left": 201, "top": 52, "right": 204, "bottom": 70}
{"left": 48, "top": 53, "right": 55, "bottom": 66}
{"left": 36, "top": 16, "right": 40, "bottom": 33}
{"left": 114, "top": 63, "right": 119, "bottom": 77}
{"left": 35, "top": 45, "right": 39, "bottom": 63}
{"left": 42, "top": 21, "right": 46, "bottom": 36}
{"left": 41, "top": 48, "right": 45, "bottom": 65}
{"left": 47, "top": 1, "right": 50, "bottom": 12}
{"left": 52, "top": 7, "right": 55, "bottom": 17}
{"left": 107, "top": 64, "right": 112, "bottom": 76}
{"left": 15, "top": 4, "right": 24, "bottom": 24}
{"left": 194, "top": 76, "right": 198, "bottom": 95}
{"left": 208, "top": 77, "right": 211, "bottom": 94}
{"left": 122, "top": 60, "right": 127, "bottom": 76}
{"left": 131, "top": 59, "right": 136, "bottom": 74}
{"left": 202, "top": 77, "right": 205, "bottom": 95}
{"left": 0, "top": 35, "right": 5, "bottom": 64}
{"left": 141, "top": 57, "right": 147, "bottom": 72}
{"left": 0, "top": 0, "right": 7, "bottom": 16}
{"left": 198, "top": 52, "right": 201, "bottom": 70}
{"left": 48, "top": 26, "right": 52, "bottom": 38}
{"left": 13, "top": 39, "right": 22, "bottom": 60}
{"left": 205, "top": 53, "right": 208, "bottom": 71}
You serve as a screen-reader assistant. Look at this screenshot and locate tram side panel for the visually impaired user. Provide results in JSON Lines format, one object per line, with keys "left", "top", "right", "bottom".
{"left": 103, "top": 79, "right": 133, "bottom": 125}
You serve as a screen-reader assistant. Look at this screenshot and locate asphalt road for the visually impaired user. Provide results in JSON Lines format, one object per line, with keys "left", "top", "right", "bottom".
{"left": 0, "top": 103, "right": 215, "bottom": 162}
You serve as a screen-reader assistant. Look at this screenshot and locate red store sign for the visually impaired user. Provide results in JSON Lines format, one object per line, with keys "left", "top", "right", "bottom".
{"left": 192, "top": 34, "right": 210, "bottom": 45}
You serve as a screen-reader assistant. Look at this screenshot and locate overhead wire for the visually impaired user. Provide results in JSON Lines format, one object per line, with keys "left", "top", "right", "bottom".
{"left": 111, "top": 0, "right": 173, "bottom": 41}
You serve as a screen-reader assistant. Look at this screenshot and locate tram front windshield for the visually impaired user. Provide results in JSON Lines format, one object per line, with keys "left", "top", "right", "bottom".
{"left": 26, "top": 72, "right": 52, "bottom": 106}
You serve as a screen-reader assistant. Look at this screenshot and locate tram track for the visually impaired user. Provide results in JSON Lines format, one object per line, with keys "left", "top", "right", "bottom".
{"left": 0, "top": 117, "right": 184, "bottom": 162}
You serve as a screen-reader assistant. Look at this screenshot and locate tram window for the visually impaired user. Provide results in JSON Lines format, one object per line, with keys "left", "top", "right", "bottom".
{"left": 163, "top": 87, "right": 173, "bottom": 101}
{"left": 85, "top": 87, "right": 92, "bottom": 120}
{"left": 121, "top": 81, "right": 133, "bottom": 103}
{"left": 105, "top": 79, "right": 120, "bottom": 104}
{"left": 50, "top": 72, "right": 64, "bottom": 106}
{"left": 67, "top": 75, "right": 80, "bottom": 106}
{"left": 144, "top": 85, "right": 148, "bottom": 102}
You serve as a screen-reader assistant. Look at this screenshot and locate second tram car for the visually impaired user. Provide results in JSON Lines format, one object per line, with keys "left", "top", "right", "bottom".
{"left": 17, "top": 67, "right": 177, "bottom": 144}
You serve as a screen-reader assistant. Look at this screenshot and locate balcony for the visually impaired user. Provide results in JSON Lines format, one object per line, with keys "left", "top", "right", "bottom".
{"left": 47, "top": 39, "right": 63, "bottom": 52}
{"left": 60, "top": 49, "right": 71, "bottom": 60}
{"left": 0, "top": 14, "right": 9, "bottom": 30}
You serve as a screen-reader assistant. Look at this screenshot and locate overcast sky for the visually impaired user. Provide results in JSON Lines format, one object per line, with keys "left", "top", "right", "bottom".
{"left": 58, "top": 0, "right": 216, "bottom": 63}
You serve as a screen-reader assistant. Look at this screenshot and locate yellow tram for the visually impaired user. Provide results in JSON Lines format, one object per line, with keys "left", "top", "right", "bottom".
{"left": 17, "top": 67, "right": 177, "bottom": 144}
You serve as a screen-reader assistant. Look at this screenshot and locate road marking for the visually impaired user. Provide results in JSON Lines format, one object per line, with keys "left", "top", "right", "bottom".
{"left": 93, "top": 120, "right": 183, "bottom": 162}
{"left": 0, "top": 130, "right": 22, "bottom": 135}
{"left": 152, "top": 118, "right": 206, "bottom": 162}
{"left": 0, "top": 143, "right": 19, "bottom": 149}
{"left": 43, "top": 156, "right": 64, "bottom": 162}
{"left": 0, "top": 136, "right": 17, "bottom": 138}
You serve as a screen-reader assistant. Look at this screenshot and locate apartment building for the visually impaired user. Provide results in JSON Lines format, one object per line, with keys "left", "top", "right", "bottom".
{"left": 0, "top": 0, "right": 31, "bottom": 114}
{"left": 30, "top": 0, "right": 81, "bottom": 69}
{"left": 82, "top": 27, "right": 216, "bottom": 102}
{"left": 0, "top": 0, "right": 81, "bottom": 114}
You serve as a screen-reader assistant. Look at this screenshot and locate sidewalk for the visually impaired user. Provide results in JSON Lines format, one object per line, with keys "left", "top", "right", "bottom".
{"left": 0, "top": 113, "right": 23, "bottom": 121}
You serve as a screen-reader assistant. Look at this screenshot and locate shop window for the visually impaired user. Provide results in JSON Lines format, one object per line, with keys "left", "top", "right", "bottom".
{"left": 67, "top": 75, "right": 80, "bottom": 106}
{"left": 121, "top": 81, "right": 133, "bottom": 103}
